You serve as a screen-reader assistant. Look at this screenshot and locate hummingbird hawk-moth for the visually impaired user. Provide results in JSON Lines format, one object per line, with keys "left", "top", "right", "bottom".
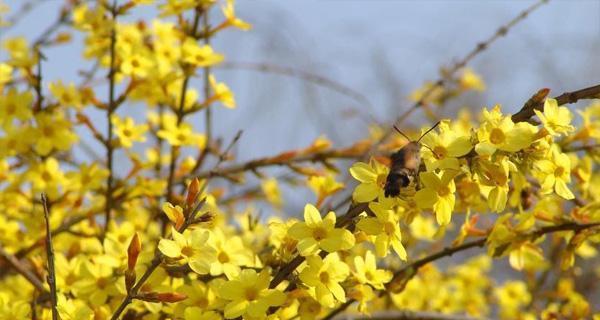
{"left": 384, "top": 122, "right": 440, "bottom": 197}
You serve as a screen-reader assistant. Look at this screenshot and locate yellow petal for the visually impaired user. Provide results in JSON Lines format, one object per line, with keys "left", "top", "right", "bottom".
{"left": 158, "top": 239, "right": 181, "bottom": 258}
{"left": 555, "top": 179, "right": 574, "bottom": 200}
{"left": 304, "top": 204, "right": 322, "bottom": 227}
{"left": 349, "top": 162, "right": 377, "bottom": 183}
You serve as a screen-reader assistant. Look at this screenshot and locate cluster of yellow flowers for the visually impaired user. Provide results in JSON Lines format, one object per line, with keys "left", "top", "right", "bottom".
{"left": 1, "top": 1, "right": 600, "bottom": 320}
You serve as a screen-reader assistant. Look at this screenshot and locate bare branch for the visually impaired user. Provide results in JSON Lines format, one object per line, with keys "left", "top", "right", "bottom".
{"left": 511, "top": 84, "right": 600, "bottom": 123}
{"left": 41, "top": 194, "right": 58, "bottom": 320}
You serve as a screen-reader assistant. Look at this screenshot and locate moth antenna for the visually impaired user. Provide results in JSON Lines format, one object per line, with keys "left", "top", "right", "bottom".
{"left": 417, "top": 121, "right": 441, "bottom": 143}
{"left": 393, "top": 125, "right": 412, "bottom": 142}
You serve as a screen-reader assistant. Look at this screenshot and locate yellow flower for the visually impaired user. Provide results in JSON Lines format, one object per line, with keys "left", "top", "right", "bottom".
{"left": 0, "top": 294, "right": 30, "bottom": 319}
{"left": 287, "top": 204, "right": 355, "bottom": 256}
{"left": 66, "top": 162, "right": 109, "bottom": 193}
{"left": 207, "top": 229, "right": 255, "bottom": 278}
{"left": 158, "top": 228, "right": 217, "bottom": 275}
{"left": 182, "top": 38, "right": 224, "bottom": 67}
{"left": 299, "top": 253, "right": 349, "bottom": 307}
{"left": 157, "top": 115, "right": 200, "bottom": 146}
{"left": 111, "top": 115, "right": 148, "bottom": 148}
{"left": 356, "top": 203, "right": 407, "bottom": 259}
{"left": 0, "top": 63, "right": 12, "bottom": 88}
{"left": 475, "top": 156, "right": 515, "bottom": 212}
{"left": 535, "top": 147, "right": 574, "bottom": 199}
{"left": 494, "top": 281, "right": 531, "bottom": 319}
{"left": 261, "top": 178, "right": 283, "bottom": 208}
{"left": 2, "top": 36, "right": 36, "bottom": 67}
{"left": 121, "top": 53, "right": 154, "bottom": 78}
{"left": 419, "top": 119, "right": 473, "bottom": 170}
{"left": 414, "top": 170, "right": 457, "bottom": 225}
{"left": 32, "top": 112, "right": 78, "bottom": 155}
{"left": 221, "top": 0, "right": 252, "bottom": 31}
{"left": 534, "top": 98, "right": 575, "bottom": 136}
{"left": 349, "top": 160, "right": 388, "bottom": 202}
{"left": 0, "top": 88, "right": 33, "bottom": 128}
{"left": 307, "top": 174, "right": 343, "bottom": 207}
{"left": 409, "top": 81, "right": 446, "bottom": 106}
{"left": 217, "top": 269, "right": 286, "bottom": 319}
{"left": 459, "top": 68, "right": 485, "bottom": 91}
{"left": 475, "top": 105, "right": 537, "bottom": 155}
{"left": 49, "top": 80, "right": 84, "bottom": 109}
{"left": 57, "top": 293, "right": 93, "bottom": 320}
{"left": 209, "top": 74, "right": 236, "bottom": 108}
{"left": 353, "top": 251, "right": 392, "bottom": 289}
{"left": 159, "top": 0, "right": 196, "bottom": 17}
{"left": 162, "top": 202, "right": 185, "bottom": 229}
{"left": 28, "top": 157, "right": 67, "bottom": 198}
{"left": 72, "top": 259, "right": 119, "bottom": 306}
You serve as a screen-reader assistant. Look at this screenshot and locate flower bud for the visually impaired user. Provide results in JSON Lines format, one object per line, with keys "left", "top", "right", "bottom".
{"left": 186, "top": 178, "right": 201, "bottom": 207}
{"left": 127, "top": 233, "right": 141, "bottom": 271}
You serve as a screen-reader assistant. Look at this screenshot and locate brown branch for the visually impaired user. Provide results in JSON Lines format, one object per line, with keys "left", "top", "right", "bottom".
{"left": 165, "top": 7, "right": 203, "bottom": 205}
{"left": 103, "top": 1, "right": 118, "bottom": 241}
{"left": 188, "top": 146, "right": 364, "bottom": 182}
{"left": 0, "top": 246, "right": 47, "bottom": 293}
{"left": 563, "top": 143, "right": 600, "bottom": 153}
{"left": 109, "top": 197, "right": 209, "bottom": 320}
{"left": 41, "top": 194, "right": 58, "bottom": 320}
{"left": 320, "top": 221, "right": 600, "bottom": 320}
{"left": 110, "top": 129, "right": 239, "bottom": 320}
{"left": 511, "top": 84, "right": 600, "bottom": 123}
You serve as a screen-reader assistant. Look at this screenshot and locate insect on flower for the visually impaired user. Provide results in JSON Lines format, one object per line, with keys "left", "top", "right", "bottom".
{"left": 384, "top": 122, "right": 440, "bottom": 197}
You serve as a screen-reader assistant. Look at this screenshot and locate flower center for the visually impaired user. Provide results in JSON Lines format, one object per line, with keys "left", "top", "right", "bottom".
{"left": 196, "top": 297, "right": 208, "bottom": 308}
{"left": 245, "top": 287, "right": 259, "bottom": 301}
{"left": 383, "top": 221, "right": 396, "bottom": 235}
{"left": 96, "top": 277, "right": 109, "bottom": 289}
{"left": 181, "top": 246, "right": 194, "bottom": 257}
{"left": 319, "top": 271, "right": 330, "bottom": 283}
{"left": 438, "top": 186, "right": 451, "bottom": 196}
{"left": 489, "top": 128, "right": 505, "bottom": 145}
{"left": 312, "top": 227, "right": 328, "bottom": 241}
{"left": 433, "top": 146, "right": 447, "bottom": 159}
{"left": 218, "top": 251, "right": 230, "bottom": 263}
{"left": 554, "top": 167, "right": 565, "bottom": 177}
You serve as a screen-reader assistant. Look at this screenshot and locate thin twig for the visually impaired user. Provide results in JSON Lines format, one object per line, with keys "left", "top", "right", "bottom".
{"left": 203, "top": 10, "right": 213, "bottom": 167}
{"left": 41, "top": 194, "right": 58, "bottom": 320}
{"left": 0, "top": 245, "right": 47, "bottom": 293}
{"left": 103, "top": 1, "right": 118, "bottom": 241}
{"left": 219, "top": 61, "right": 373, "bottom": 109}
{"left": 393, "top": 0, "right": 549, "bottom": 128}
{"left": 511, "top": 83, "right": 600, "bottom": 123}
{"left": 329, "top": 0, "right": 550, "bottom": 214}
{"left": 110, "top": 119, "right": 241, "bottom": 320}
{"left": 165, "top": 7, "right": 203, "bottom": 205}
{"left": 32, "top": 4, "right": 70, "bottom": 47}
{"left": 320, "top": 221, "right": 600, "bottom": 320}
{"left": 187, "top": 146, "right": 364, "bottom": 182}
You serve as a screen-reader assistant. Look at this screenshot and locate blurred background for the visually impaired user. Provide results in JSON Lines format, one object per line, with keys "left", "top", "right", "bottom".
{"left": 1, "top": 0, "right": 600, "bottom": 309}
